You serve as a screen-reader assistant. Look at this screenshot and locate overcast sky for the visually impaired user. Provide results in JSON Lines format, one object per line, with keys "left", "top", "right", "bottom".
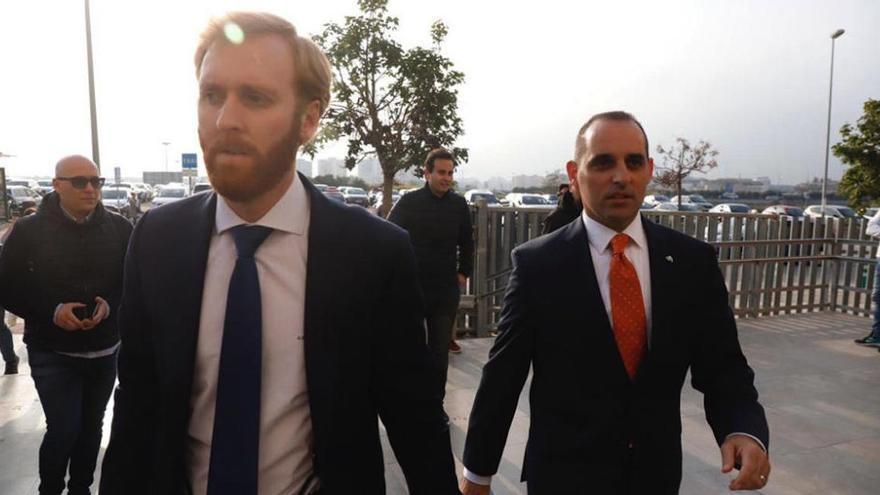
{"left": 1, "top": 0, "right": 878, "bottom": 184}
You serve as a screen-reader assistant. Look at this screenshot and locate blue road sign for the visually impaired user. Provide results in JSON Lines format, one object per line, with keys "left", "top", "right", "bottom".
{"left": 182, "top": 153, "right": 198, "bottom": 170}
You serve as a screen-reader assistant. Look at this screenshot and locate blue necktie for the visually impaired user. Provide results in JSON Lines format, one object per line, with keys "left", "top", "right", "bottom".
{"left": 207, "top": 225, "right": 273, "bottom": 495}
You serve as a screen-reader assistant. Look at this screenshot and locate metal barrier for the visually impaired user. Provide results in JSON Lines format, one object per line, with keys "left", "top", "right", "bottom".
{"left": 457, "top": 205, "right": 877, "bottom": 337}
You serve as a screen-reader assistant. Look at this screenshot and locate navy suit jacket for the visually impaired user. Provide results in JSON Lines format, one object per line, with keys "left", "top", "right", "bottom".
{"left": 463, "top": 216, "right": 769, "bottom": 494}
{"left": 99, "top": 174, "right": 458, "bottom": 494}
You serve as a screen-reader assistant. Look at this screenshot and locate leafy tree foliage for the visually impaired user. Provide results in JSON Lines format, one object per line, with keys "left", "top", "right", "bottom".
{"left": 311, "top": 0, "right": 467, "bottom": 215}
{"left": 834, "top": 99, "right": 880, "bottom": 208}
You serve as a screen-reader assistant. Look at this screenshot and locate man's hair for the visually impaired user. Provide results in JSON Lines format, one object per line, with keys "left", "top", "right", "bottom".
{"left": 424, "top": 148, "right": 455, "bottom": 172}
{"left": 194, "top": 12, "right": 332, "bottom": 115}
{"left": 558, "top": 183, "right": 570, "bottom": 192}
{"left": 573, "top": 111, "right": 649, "bottom": 164}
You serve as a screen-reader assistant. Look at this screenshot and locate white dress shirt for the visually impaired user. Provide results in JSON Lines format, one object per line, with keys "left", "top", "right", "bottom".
{"left": 464, "top": 212, "right": 763, "bottom": 486}
{"left": 187, "top": 174, "right": 316, "bottom": 495}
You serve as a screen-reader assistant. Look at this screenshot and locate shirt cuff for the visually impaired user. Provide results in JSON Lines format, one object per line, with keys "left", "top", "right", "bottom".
{"left": 725, "top": 432, "right": 767, "bottom": 452}
{"left": 463, "top": 467, "right": 492, "bottom": 486}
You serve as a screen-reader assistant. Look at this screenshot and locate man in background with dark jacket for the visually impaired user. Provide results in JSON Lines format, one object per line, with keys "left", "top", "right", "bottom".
{"left": 0, "top": 154, "right": 132, "bottom": 495}
{"left": 389, "top": 148, "right": 474, "bottom": 402}
{"left": 541, "top": 183, "right": 582, "bottom": 234}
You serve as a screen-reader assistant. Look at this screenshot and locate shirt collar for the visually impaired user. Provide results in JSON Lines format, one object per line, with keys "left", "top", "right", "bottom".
{"left": 59, "top": 203, "right": 95, "bottom": 224}
{"left": 215, "top": 173, "right": 310, "bottom": 236}
{"left": 581, "top": 211, "right": 646, "bottom": 253}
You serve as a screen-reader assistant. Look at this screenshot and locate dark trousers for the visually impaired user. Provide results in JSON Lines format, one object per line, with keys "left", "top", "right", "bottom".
{"left": 0, "top": 310, "right": 15, "bottom": 363}
{"left": 28, "top": 347, "right": 117, "bottom": 495}
{"left": 424, "top": 287, "right": 460, "bottom": 402}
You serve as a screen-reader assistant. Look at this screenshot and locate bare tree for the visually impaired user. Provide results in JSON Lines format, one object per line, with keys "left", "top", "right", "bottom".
{"left": 654, "top": 138, "right": 719, "bottom": 207}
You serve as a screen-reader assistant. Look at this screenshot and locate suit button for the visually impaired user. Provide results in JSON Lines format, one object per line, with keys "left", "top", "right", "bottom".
{"left": 628, "top": 441, "right": 634, "bottom": 449}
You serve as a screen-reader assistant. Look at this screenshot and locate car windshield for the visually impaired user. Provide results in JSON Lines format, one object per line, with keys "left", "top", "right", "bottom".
{"left": 728, "top": 205, "right": 750, "bottom": 213}
{"left": 784, "top": 207, "right": 804, "bottom": 217}
{"left": 159, "top": 188, "right": 185, "bottom": 198}
{"left": 102, "top": 189, "right": 127, "bottom": 199}
{"left": 521, "top": 196, "right": 544, "bottom": 205}
{"left": 346, "top": 188, "right": 366, "bottom": 195}
{"left": 471, "top": 193, "right": 499, "bottom": 204}
{"left": 680, "top": 204, "right": 701, "bottom": 211}
{"left": 837, "top": 207, "right": 857, "bottom": 218}
{"left": 10, "top": 188, "right": 30, "bottom": 198}
{"left": 689, "top": 195, "right": 707, "bottom": 203}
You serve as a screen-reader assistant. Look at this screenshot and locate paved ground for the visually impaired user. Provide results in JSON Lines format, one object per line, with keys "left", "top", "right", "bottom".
{"left": 2, "top": 312, "right": 879, "bottom": 494}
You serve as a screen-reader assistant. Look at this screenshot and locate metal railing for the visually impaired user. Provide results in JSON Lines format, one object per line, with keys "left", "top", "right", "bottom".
{"left": 456, "top": 205, "right": 877, "bottom": 337}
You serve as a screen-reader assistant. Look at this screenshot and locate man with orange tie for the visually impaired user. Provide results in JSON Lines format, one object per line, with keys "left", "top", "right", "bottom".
{"left": 459, "top": 111, "right": 771, "bottom": 494}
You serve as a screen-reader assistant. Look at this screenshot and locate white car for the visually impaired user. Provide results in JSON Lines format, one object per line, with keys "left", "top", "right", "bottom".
{"left": 151, "top": 186, "right": 187, "bottom": 207}
{"left": 669, "top": 194, "right": 713, "bottom": 211}
{"left": 709, "top": 203, "right": 751, "bottom": 214}
{"left": 803, "top": 204, "right": 858, "bottom": 219}
{"left": 504, "top": 193, "right": 555, "bottom": 209}
{"left": 464, "top": 189, "right": 502, "bottom": 207}
{"left": 339, "top": 186, "right": 369, "bottom": 207}
{"left": 643, "top": 194, "right": 669, "bottom": 206}
{"left": 100, "top": 188, "right": 132, "bottom": 217}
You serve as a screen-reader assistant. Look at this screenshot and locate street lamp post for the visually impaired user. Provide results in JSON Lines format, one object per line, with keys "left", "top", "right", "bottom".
{"left": 85, "top": 0, "right": 100, "bottom": 172}
{"left": 162, "top": 141, "right": 171, "bottom": 172}
{"left": 820, "top": 28, "right": 845, "bottom": 215}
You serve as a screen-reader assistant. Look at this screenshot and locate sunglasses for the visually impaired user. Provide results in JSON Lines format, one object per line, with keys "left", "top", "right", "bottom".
{"left": 56, "top": 176, "right": 106, "bottom": 189}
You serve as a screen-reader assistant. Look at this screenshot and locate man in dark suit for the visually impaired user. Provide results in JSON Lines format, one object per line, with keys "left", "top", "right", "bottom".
{"left": 460, "top": 111, "right": 770, "bottom": 494}
{"left": 99, "top": 12, "right": 458, "bottom": 495}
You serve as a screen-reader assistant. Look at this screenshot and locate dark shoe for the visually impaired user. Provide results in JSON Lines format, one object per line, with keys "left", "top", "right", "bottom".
{"left": 854, "top": 335, "right": 880, "bottom": 347}
{"left": 4, "top": 355, "right": 19, "bottom": 375}
{"left": 449, "top": 340, "right": 462, "bottom": 354}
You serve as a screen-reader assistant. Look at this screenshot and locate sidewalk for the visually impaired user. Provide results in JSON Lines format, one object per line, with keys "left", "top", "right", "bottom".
{"left": 2, "top": 312, "right": 879, "bottom": 494}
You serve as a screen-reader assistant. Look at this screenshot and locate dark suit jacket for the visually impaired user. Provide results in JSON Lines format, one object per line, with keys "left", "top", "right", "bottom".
{"left": 99, "top": 174, "right": 458, "bottom": 494}
{"left": 463, "top": 216, "right": 769, "bottom": 494}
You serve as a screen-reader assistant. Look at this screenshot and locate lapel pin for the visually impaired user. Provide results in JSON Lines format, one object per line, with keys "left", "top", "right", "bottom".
{"left": 665, "top": 255, "right": 674, "bottom": 263}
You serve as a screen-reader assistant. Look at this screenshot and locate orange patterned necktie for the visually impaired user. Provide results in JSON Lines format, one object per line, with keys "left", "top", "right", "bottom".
{"left": 609, "top": 233, "right": 647, "bottom": 380}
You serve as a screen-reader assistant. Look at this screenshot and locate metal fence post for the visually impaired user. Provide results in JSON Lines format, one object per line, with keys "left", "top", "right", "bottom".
{"left": 474, "top": 199, "right": 490, "bottom": 337}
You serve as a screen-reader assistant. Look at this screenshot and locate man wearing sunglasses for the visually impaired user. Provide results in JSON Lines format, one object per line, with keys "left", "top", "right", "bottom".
{"left": 0, "top": 154, "right": 133, "bottom": 495}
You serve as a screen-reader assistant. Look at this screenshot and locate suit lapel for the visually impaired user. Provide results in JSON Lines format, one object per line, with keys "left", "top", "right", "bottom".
{"left": 638, "top": 216, "right": 674, "bottom": 380}
{"left": 560, "top": 220, "right": 631, "bottom": 385}
{"left": 300, "top": 174, "right": 339, "bottom": 453}
{"left": 166, "top": 193, "right": 216, "bottom": 401}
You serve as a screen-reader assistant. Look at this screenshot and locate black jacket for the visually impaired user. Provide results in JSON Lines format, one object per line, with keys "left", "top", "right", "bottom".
{"left": 99, "top": 175, "right": 458, "bottom": 494}
{"left": 387, "top": 184, "right": 474, "bottom": 293}
{"left": 0, "top": 192, "right": 132, "bottom": 352}
{"left": 541, "top": 191, "right": 581, "bottom": 235}
{"left": 463, "top": 217, "right": 768, "bottom": 494}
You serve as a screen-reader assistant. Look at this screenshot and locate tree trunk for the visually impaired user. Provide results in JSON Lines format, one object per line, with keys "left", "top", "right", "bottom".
{"left": 380, "top": 165, "right": 395, "bottom": 218}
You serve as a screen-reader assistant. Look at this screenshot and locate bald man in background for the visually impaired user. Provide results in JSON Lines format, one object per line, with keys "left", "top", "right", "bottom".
{"left": 0, "top": 155, "right": 132, "bottom": 495}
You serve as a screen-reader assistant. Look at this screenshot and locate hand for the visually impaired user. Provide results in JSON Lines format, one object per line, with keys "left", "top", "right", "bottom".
{"left": 81, "top": 296, "right": 109, "bottom": 330}
{"left": 54, "top": 303, "right": 87, "bottom": 331}
{"left": 721, "top": 435, "right": 771, "bottom": 490}
{"left": 457, "top": 273, "right": 468, "bottom": 288}
{"left": 459, "top": 478, "right": 490, "bottom": 495}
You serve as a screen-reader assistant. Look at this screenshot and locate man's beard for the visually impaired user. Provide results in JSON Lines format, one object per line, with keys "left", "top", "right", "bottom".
{"left": 201, "top": 122, "right": 301, "bottom": 203}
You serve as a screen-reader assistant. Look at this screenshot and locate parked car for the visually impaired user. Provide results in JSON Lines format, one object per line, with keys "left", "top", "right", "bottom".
{"left": 504, "top": 193, "right": 555, "bottom": 209}
{"left": 464, "top": 189, "right": 502, "bottom": 206}
{"left": 339, "top": 186, "right": 369, "bottom": 207}
{"left": 6, "top": 178, "right": 39, "bottom": 190}
{"left": 709, "top": 203, "right": 751, "bottom": 214}
{"left": 762, "top": 205, "right": 804, "bottom": 218}
{"left": 803, "top": 204, "right": 858, "bottom": 219}
{"left": 863, "top": 207, "right": 879, "bottom": 220}
{"left": 192, "top": 183, "right": 213, "bottom": 194}
{"left": 5, "top": 185, "right": 41, "bottom": 216}
{"left": 35, "top": 180, "right": 54, "bottom": 196}
{"left": 643, "top": 194, "right": 669, "bottom": 207}
{"left": 542, "top": 194, "right": 558, "bottom": 206}
{"left": 323, "top": 187, "right": 345, "bottom": 203}
{"left": 653, "top": 202, "right": 701, "bottom": 212}
{"left": 668, "top": 194, "right": 713, "bottom": 211}
{"left": 100, "top": 187, "right": 133, "bottom": 217}
{"left": 151, "top": 186, "right": 187, "bottom": 207}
